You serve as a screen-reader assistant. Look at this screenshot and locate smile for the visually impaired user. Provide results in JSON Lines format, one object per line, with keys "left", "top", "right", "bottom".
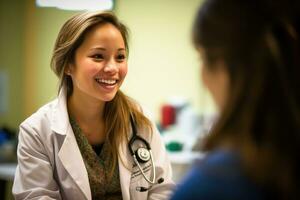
{"left": 95, "top": 78, "right": 117, "bottom": 85}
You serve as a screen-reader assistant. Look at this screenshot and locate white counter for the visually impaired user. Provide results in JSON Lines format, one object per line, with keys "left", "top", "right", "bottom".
{"left": 0, "top": 151, "right": 205, "bottom": 183}
{"left": 0, "top": 163, "right": 16, "bottom": 181}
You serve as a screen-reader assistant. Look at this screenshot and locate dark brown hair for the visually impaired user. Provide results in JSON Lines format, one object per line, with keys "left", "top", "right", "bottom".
{"left": 193, "top": 0, "right": 300, "bottom": 198}
{"left": 51, "top": 11, "right": 153, "bottom": 180}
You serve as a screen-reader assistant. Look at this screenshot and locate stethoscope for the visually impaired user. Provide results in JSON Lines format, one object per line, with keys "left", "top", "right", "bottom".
{"left": 128, "top": 115, "right": 164, "bottom": 192}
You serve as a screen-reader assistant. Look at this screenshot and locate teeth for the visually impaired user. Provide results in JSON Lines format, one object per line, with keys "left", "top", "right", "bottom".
{"left": 95, "top": 78, "right": 116, "bottom": 85}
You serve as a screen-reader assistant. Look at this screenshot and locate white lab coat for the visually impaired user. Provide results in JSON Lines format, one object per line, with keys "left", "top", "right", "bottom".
{"left": 12, "top": 88, "right": 175, "bottom": 200}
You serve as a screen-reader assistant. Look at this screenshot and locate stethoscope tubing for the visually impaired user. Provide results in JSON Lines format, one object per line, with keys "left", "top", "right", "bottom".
{"left": 133, "top": 150, "right": 156, "bottom": 184}
{"left": 129, "top": 114, "right": 157, "bottom": 185}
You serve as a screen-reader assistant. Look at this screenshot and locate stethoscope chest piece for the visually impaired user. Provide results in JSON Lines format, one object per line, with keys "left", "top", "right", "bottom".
{"left": 129, "top": 115, "right": 157, "bottom": 185}
{"left": 135, "top": 147, "right": 151, "bottom": 163}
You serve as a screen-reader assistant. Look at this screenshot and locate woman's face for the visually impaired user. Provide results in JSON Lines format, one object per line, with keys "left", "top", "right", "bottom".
{"left": 67, "top": 23, "right": 128, "bottom": 103}
{"left": 198, "top": 47, "right": 229, "bottom": 112}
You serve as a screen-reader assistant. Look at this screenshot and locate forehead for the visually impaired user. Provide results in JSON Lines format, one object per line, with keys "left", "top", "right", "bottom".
{"left": 81, "top": 23, "right": 125, "bottom": 47}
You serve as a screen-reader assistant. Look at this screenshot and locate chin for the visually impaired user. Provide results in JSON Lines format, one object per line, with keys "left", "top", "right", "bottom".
{"left": 100, "top": 93, "right": 118, "bottom": 102}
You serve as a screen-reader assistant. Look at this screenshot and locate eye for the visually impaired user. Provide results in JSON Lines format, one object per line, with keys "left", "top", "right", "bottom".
{"left": 91, "top": 54, "right": 104, "bottom": 60}
{"left": 116, "top": 54, "right": 126, "bottom": 62}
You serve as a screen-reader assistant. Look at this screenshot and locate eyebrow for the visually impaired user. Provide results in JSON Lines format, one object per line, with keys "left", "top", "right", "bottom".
{"left": 90, "top": 47, "right": 126, "bottom": 51}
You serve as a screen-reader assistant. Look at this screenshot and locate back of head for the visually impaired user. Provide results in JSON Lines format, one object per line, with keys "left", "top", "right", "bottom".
{"left": 193, "top": 0, "right": 300, "bottom": 198}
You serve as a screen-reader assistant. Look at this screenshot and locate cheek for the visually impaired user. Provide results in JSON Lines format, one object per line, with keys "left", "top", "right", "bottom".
{"left": 201, "top": 66, "right": 218, "bottom": 104}
{"left": 85, "top": 61, "right": 100, "bottom": 75}
{"left": 201, "top": 65, "right": 209, "bottom": 89}
{"left": 87, "top": 66, "right": 100, "bottom": 76}
{"left": 74, "top": 59, "right": 99, "bottom": 77}
{"left": 119, "top": 63, "right": 128, "bottom": 79}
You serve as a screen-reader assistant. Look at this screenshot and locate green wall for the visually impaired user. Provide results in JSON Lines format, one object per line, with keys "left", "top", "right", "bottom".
{"left": 0, "top": 0, "right": 25, "bottom": 129}
{"left": 0, "top": 0, "right": 216, "bottom": 129}
{"left": 22, "top": 0, "right": 78, "bottom": 118}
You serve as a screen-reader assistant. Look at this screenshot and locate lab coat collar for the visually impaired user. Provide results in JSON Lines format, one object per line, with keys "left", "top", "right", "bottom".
{"left": 50, "top": 86, "right": 92, "bottom": 199}
{"left": 50, "top": 86, "right": 69, "bottom": 135}
{"left": 58, "top": 125, "right": 92, "bottom": 200}
{"left": 118, "top": 137, "right": 133, "bottom": 200}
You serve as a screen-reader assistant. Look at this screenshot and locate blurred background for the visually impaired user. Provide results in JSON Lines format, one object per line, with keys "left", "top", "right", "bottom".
{"left": 0, "top": 0, "right": 217, "bottom": 199}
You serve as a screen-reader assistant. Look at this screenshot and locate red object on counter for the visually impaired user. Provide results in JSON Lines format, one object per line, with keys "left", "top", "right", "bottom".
{"left": 161, "top": 104, "right": 176, "bottom": 129}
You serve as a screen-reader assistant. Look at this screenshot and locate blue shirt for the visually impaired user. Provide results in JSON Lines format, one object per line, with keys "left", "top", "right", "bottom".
{"left": 170, "top": 150, "right": 264, "bottom": 200}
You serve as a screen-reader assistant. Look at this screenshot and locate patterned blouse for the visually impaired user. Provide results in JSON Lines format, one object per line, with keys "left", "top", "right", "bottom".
{"left": 70, "top": 117, "right": 123, "bottom": 200}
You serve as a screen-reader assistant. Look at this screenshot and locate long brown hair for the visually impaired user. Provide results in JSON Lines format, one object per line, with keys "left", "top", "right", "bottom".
{"left": 51, "top": 11, "right": 153, "bottom": 180}
{"left": 193, "top": 0, "right": 300, "bottom": 198}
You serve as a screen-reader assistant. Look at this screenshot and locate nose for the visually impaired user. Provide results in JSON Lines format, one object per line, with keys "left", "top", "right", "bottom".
{"left": 103, "top": 59, "right": 118, "bottom": 73}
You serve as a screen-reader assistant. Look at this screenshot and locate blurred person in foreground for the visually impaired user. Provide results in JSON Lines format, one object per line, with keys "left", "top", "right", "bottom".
{"left": 171, "top": 0, "right": 300, "bottom": 199}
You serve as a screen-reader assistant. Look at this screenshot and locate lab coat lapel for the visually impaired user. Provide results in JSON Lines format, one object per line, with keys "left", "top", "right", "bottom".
{"left": 118, "top": 138, "right": 133, "bottom": 200}
{"left": 51, "top": 87, "right": 91, "bottom": 200}
{"left": 58, "top": 126, "right": 91, "bottom": 200}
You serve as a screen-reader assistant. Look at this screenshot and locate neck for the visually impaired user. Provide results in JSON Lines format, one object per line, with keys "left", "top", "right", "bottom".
{"left": 68, "top": 94, "right": 105, "bottom": 124}
{"left": 67, "top": 91, "right": 107, "bottom": 144}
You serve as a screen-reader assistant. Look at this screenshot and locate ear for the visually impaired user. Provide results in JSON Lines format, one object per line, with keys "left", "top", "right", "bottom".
{"left": 64, "top": 64, "right": 74, "bottom": 76}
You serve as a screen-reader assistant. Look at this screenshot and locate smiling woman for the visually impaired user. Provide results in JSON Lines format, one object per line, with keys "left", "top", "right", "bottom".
{"left": 67, "top": 23, "right": 128, "bottom": 105}
{"left": 12, "top": 11, "right": 175, "bottom": 200}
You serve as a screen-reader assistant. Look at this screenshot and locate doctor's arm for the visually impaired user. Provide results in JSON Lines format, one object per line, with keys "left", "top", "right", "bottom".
{"left": 147, "top": 124, "right": 176, "bottom": 200}
{"left": 12, "top": 123, "right": 62, "bottom": 200}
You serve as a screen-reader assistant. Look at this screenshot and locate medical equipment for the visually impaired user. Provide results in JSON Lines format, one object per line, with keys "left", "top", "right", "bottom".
{"left": 128, "top": 115, "right": 164, "bottom": 192}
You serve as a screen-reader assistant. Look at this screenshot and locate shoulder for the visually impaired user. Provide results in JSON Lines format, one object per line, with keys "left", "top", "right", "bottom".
{"left": 132, "top": 103, "right": 165, "bottom": 150}
{"left": 195, "top": 150, "right": 241, "bottom": 176}
{"left": 130, "top": 102, "right": 156, "bottom": 133}
{"left": 139, "top": 105, "right": 160, "bottom": 141}
{"left": 138, "top": 105, "right": 155, "bottom": 121}
{"left": 171, "top": 150, "right": 264, "bottom": 200}
{"left": 19, "top": 99, "right": 58, "bottom": 136}
{"left": 129, "top": 99, "right": 155, "bottom": 121}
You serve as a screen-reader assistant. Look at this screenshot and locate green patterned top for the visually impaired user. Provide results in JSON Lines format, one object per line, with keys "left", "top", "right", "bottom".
{"left": 70, "top": 116, "right": 123, "bottom": 200}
